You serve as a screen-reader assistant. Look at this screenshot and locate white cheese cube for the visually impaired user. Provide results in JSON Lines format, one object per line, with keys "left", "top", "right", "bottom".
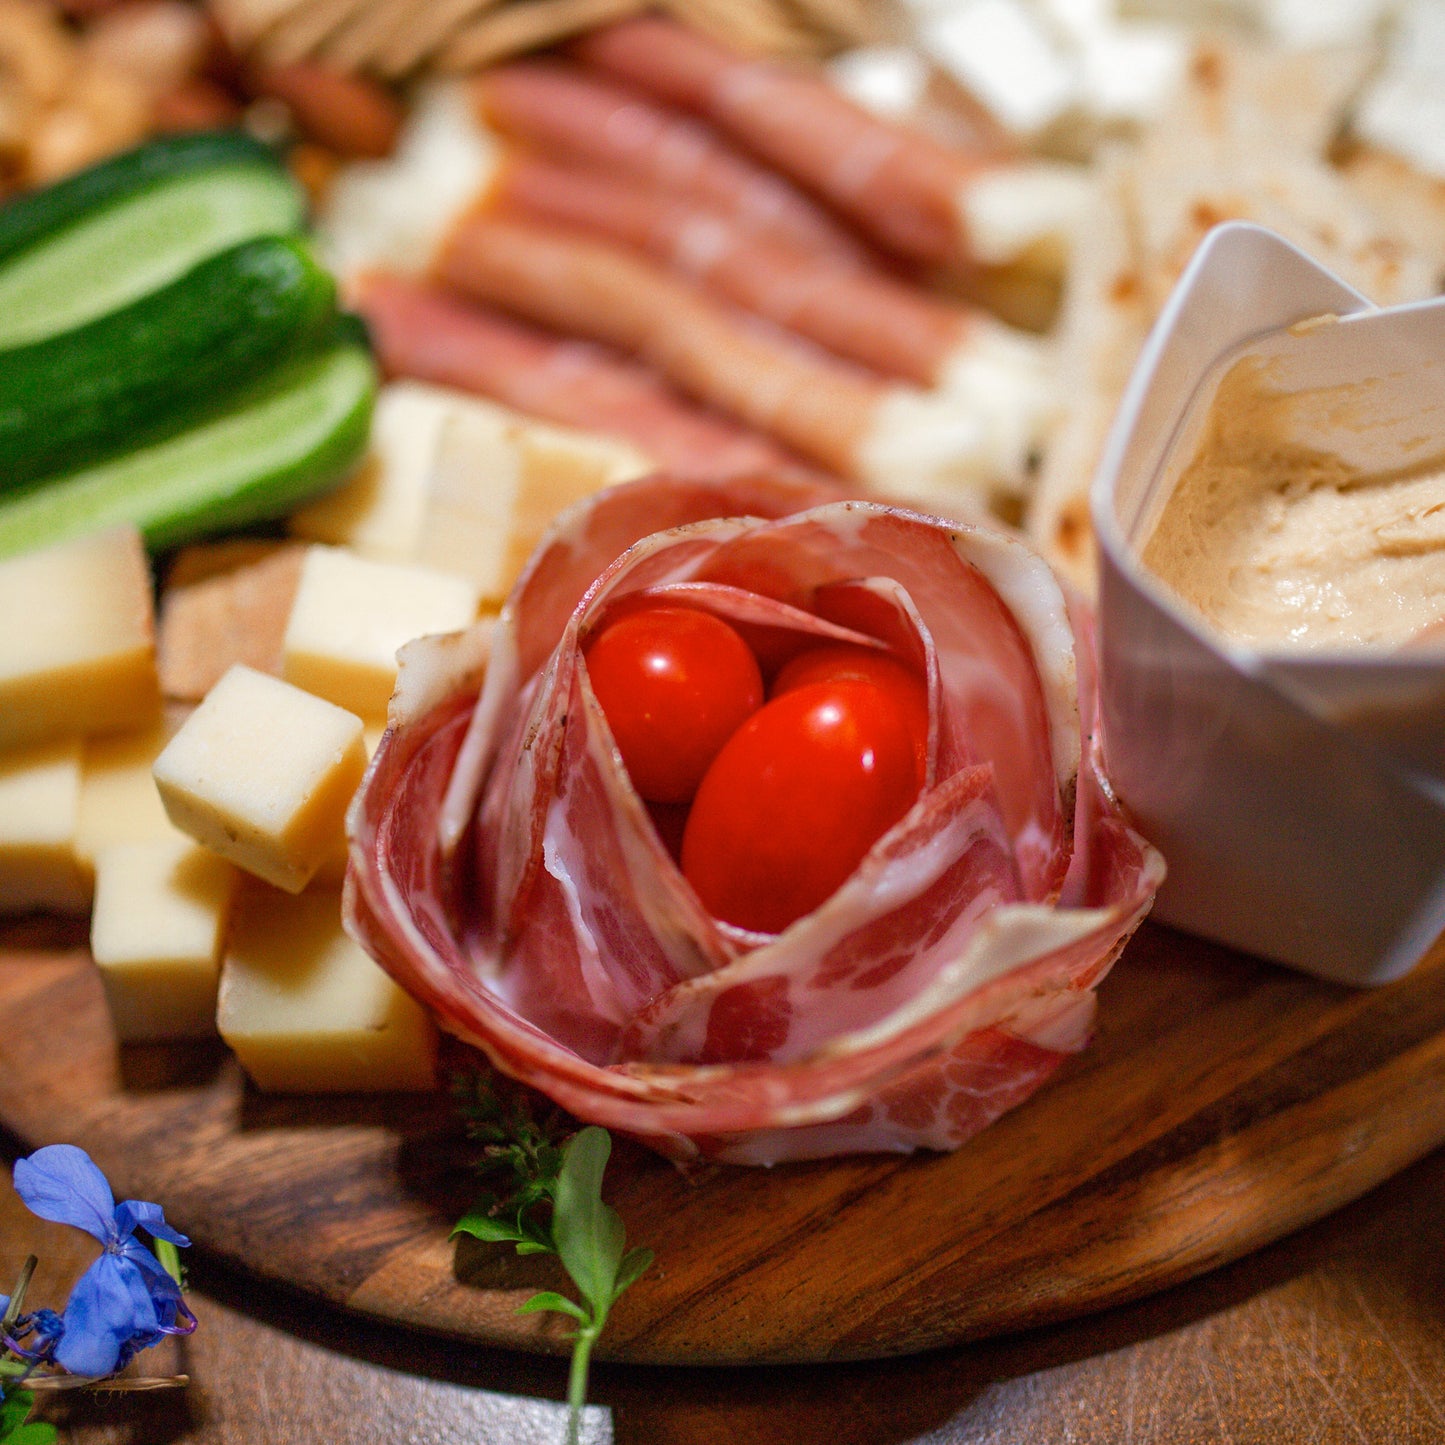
{"left": 282, "top": 546, "right": 483, "bottom": 718}
{"left": 317, "top": 81, "right": 498, "bottom": 281}
{"left": 0, "top": 526, "right": 159, "bottom": 751}
{"left": 288, "top": 380, "right": 461, "bottom": 561}
{"left": 152, "top": 665, "right": 367, "bottom": 894}
{"left": 418, "top": 406, "right": 649, "bottom": 600}
{"left": 75, "top": 719, "right": 183, "bottom": 865}
{"left": 90, "top": 838, "right": 237, "bottom": 1041}
{"left": 219, "top": 884, "right": 437, "bottom": 1092}
{"left": 0, "top": 739, "right": 88, "bottom": 913}
{"left": 921, "top": 0, "right": 1078, "bottom": 137}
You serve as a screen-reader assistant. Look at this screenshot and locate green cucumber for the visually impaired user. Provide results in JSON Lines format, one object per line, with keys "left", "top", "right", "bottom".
{"left": 0, "top": 235, "right": 337, "bottom": 491}
{"left": 0, "top": 130, "right": 306, "bottom": 348}
{"left": 0, "top": 334, "right": 376, "bottom": 558}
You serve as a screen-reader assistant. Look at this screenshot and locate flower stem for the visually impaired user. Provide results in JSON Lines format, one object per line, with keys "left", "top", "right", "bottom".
{"left": 565, "top": 1325, "right": 598, "bottom": 1445}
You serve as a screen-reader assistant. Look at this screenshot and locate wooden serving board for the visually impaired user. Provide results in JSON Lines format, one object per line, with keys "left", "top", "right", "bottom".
{"left": 4, "top": 916, "right": 1445, "bottom": 1365}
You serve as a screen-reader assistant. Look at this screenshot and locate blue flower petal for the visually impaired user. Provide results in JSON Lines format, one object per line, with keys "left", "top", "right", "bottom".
{"left": 114, "top": 1200, "right": 189, "bottom": 1248}
{"left": 116, "top": 1237, "right": 183, "bottom": 1307}
{"left": 13, "top": 1146, "right": 115, "bottom": 1242}
{"left": 53, "top": 1255, "right": 155, "bottom": 1377}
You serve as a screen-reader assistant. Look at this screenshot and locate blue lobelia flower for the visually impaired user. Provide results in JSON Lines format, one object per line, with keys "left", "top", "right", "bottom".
{"left": 11, "top": 1145, "right": 194, "bottom": 1377}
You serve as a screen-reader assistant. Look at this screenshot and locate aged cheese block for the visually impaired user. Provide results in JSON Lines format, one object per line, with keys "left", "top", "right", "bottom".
{"left": 290, "top": 380, "right": 650, "bottom": 599}
{"left": 218, "top": 883, "right": 437, "bottom": 1092}
{"left": 0, "top": 738, "right": 88, "bottom": 913}
{"left": 90, "top": 837, "right": 237, "bottom": 1041}
{"left": 281, "top": 545, "right": 483, "bottom": 718}
{"left": 152, "top": 665, "right": 366, "bottom": 894}
{"left": 75, "top": 719, "right": 184, "bottom": 865}
{"left": 0, "top": 526, "right": 159, "bottom": 750}
{"left": 288, "top": 381, "right": 450, "bottom": 563}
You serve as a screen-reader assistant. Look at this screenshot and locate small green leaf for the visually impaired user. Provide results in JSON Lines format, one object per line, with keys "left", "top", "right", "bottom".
{"left": 452, "top": 1208, "right": 530, "bottom": 1245}
{"left": 8, "top": 1422, "right": 57, "bottom": 1444}
{"left": 612, "top": 1246, "right": 654, "bottom": 1305}
{"left": 552, "top": 1128, "right": 625, "bottom": 1320}
{"left": 0, "top": 1391, "right": 54, "bottom": 1445}
{"left": 513, "top": 1240, "right": 553, "bottom": 1256}
{"left": 516, "top": 1292, "right": 590, "bottom": 1325}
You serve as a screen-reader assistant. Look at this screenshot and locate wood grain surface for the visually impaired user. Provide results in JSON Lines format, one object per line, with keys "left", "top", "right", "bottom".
{"left": 3, "top": 915, "right": 1445, "bottom": 1367}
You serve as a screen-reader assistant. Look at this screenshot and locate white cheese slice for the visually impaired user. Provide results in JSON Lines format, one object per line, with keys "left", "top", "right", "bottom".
{"left": 827, "top": 46, "right": 930, "bottom": 118}
{"left": 90, "top": 837, "right": 236, "bottom": 1041}
{"left": 282, "top": 546, "right": 483, "bottom": 719}
{"left": 75, "top": 718, "right": 184, "bottom": 865}
{"left": 0, "top": 525, "right": 159, "bottom": 751}
{"left": 0, "top": 738, "right": 88, "bottom": 914}
{"left": 218, "top": 883, "right": 437, "bottom": 1093}
{"left": 1353, "top": 0, "right": 1445, "bottom": 181}
{"left": 921, "top": 0, "right": 1078, "bottom": 137}
{"left": 288, "top": 380, "right": 462, "bottom": 561}
{"left": 418, "top": 404, "right": 651, "bottom": 600}
{"left": 317, "top": 81, "right": 498, "bottom": 279}
{"left": 958, "top": 161, "right": 1091, "bottom": 267}
{"left": 152, "top": 665, "right": 367, "bottom": 894}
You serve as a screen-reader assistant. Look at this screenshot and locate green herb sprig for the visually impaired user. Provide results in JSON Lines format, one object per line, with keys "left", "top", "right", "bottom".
{"left": 452, "top": 1078, "right": 652, "bottom": 1445}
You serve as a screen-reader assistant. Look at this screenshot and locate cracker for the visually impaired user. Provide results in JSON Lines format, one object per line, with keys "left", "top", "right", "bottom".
{"left": 157, "top": 544, "right": 307, "bottom": 703}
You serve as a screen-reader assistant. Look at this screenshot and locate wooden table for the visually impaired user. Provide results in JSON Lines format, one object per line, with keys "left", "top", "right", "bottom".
{"left": 5, "top": 1128, "right": 1444, "bottom": 1444}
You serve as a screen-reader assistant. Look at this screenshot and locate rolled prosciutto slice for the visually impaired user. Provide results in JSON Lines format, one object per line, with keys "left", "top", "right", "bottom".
{"left": 345, "top": 474, "right": 1163, "bottom": 1165}
{"left": 572, "top": 15, "right": 1088, "bottom": 271}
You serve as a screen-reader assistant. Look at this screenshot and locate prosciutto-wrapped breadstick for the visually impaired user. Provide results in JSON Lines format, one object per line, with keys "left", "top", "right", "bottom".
{"left": 350, "top": 270, "right": 808, "bottom": 481}
{"left": 472, "top": 59, "right": 870, "bottom": 265}
{"left": 345, "top": 474, "right": 1164, "bottom": 1164}
{"left": 437, "top": 214, "right": 1040, "bottom": 500}
{"left": 573, "top": 15, "right": 1088, "bottom": 271}
{"left": 489, "top": 152, "right": 1050, "bottom": 394}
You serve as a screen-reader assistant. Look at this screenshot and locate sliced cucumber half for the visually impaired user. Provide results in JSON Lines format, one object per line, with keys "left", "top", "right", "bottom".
{"left": 0, "top": 142, "right": 306, "bottom": 348}
{"left": 0, "top": 340, "right": 376, "bottom": 558}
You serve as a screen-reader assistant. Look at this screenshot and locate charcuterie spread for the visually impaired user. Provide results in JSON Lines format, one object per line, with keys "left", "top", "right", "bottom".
{"left": 346, "top": 474, "right": 1163, "bottom": 1163}
{"left": 2, "top": 2, "right": 1445, "bottom": 1388}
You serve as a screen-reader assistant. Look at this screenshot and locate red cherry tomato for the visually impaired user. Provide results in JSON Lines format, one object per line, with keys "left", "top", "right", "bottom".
{"left": 583, "top": 604, "right": 764, "bottom": 804}
{"left": 772, "top": 643, "right": 930, "bottom": 790}
{"left": 681, "top": 679, "right": 922, "bottom": 934}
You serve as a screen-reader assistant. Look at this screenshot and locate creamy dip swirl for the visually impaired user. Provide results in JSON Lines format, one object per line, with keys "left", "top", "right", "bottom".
{"left": 1142, "top": 356, "right": 1445, "bottom": 651}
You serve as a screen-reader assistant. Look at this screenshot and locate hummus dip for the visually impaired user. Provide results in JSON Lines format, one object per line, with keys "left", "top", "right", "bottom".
{"left": 1142, "top": 354, "right": 1445, "bottom": 651}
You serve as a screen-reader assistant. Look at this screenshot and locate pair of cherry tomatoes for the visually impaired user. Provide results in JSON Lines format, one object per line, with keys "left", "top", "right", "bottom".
{"left": 583, "top": 604, "right": 929, "bottom": 935}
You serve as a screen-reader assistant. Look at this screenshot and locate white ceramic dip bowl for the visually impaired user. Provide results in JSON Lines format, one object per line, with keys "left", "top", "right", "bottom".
{"left": 1092, "top": 221, "right": 1445, "bottom": 985}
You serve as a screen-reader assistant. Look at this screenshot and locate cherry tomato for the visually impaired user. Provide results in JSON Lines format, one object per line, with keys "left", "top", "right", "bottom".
{"left": 583, "top": 604, "right": 764, "bottom": 804}
{"left": 772, "top": 643, "right": 930, "bottom": 790}
{"left": 681, "top": 679, "right": 922, "bottom": 934}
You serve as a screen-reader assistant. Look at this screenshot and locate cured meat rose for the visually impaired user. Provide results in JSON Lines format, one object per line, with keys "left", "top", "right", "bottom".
{"left": 345, "top": 474, "right": 1164, "bottom": 1165}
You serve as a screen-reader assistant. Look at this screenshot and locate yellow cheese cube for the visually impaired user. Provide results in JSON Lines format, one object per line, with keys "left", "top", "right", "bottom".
{"left": 152, "top": 665, "right": 366, "bottom": 894}
{"left": 90, "top": 838, "right": 237, "bottom": 1041}
{"left": 287, "top": 380, "right": 462, "bottom": 561}
{"left": 0, "top": 526, "right": 159, "bottom": 750}
{"left": 0, "top": 739, "right": 88, "bottom": 913}
{"left": 417, "top": 405, "right": 649, "bottom": 601}
{"left": 291, "top": 378, "right": 651, "bottom": 602}
{"left": 219, "top": 884, "right": 437, "bottom": 1092}
{"left": 281, "top": 546, "right": 482, "bottom": 718}
{"left": 75, "top": 718, "right": 184, "bottom": 865}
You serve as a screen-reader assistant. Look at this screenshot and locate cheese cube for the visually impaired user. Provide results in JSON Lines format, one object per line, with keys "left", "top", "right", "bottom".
{"left": 281, "top": 546, "right": 482, "bottom": 718}
{"left": 0, "top": 739, "right": 88, "bottom": 913}
{"left": 288, "top": 381, "right": 459, "bottom": 561}
{"left": 292, "top": 377, "right": 651, "bottom": 602}
{"left": 152, "top": 665, "right": 366, "bottom": 894}
{"left": 75, "top": 719, "right": 184, "bottom": 865}
{"left": 0, "top": 526, "right": 159, "bottom": 750}
{"left": 417, "top": 405, "right": 649, "bottom": 600}
{"left": 219, "top": 884, "right": 437, "bottom": 1092}
{"left": 90, "top": 838, "right": 237, "bottom": 1041}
